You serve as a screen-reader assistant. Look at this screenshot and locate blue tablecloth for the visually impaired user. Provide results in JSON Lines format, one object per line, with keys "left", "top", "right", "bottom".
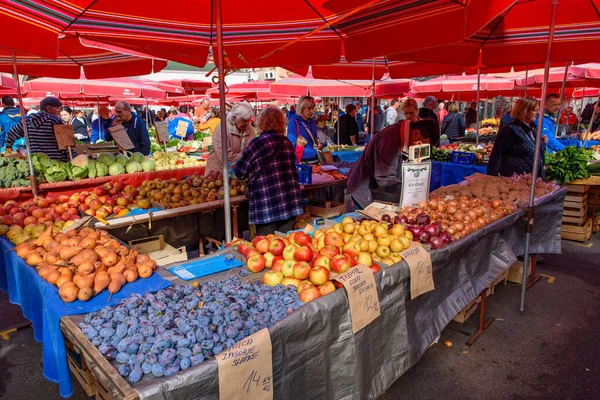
{"left": 332, "top": 150, "right": 364, "bottom": 163}
{"left": 430, "top": 161, "right": 488, "bottom": 191}
{"left": 557, "top": 138, "right": 600, "bottom": 148}
{"left": 0, "top": 237, "right": 172, "bottom": 398}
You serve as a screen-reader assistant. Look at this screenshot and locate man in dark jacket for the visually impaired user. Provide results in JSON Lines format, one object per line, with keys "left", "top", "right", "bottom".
{"left": 419, "top": 96, "right": 438, "bottom": 122}
{"left": 337, "top": 104, "right": 359, "bottom": 145}
{"left": 0, "top": 96, "right": 22, "bottom": 148}
{"left": 108, "top": 101, "right": 151, "bottom": 155}
{"left": 465, "top": 102, "right": 478, "bottom": 127}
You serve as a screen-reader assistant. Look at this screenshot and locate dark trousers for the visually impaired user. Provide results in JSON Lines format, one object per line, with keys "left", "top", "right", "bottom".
{"left": 255, "top": 217, "right": 296, "bottom": 237}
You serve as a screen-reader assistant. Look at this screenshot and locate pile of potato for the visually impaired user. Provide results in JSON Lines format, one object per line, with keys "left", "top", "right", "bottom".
{"left": 13, "top": 226, "right": 157, "bottom": 302}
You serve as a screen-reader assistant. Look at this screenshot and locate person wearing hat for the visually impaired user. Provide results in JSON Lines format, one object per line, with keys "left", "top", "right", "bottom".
{"left": 347, "top": 118, "right": 439, "bottom": 208}
{"left": 0, "top": 96, "right": 22, "bottom": 149}
{"left": 6, "top": 97, "right": 75, "bottom": 161}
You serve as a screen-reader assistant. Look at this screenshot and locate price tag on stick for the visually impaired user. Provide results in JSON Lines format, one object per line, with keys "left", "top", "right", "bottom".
{"left": 400, "top": 242, "right": 434, "bottom": 299}
{"left": 217, "top": 328, "right": 273, "bottom": 400}
{"left": 176, "top": 120, "right": 189, "bottom": 138}
{"left": 332, "top": 264, "right": 380, "bottom": 333}
{"left": 108, "top": 124, "right": 134, "bottom": 151}
{"left": 154, "top": 121, "right": 169, "bottom": 143}
{"left": 54, "top": 124, "right": 76, "bottom": 149}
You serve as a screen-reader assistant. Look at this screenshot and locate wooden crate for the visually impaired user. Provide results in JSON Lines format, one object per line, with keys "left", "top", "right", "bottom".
{"left": 65, "top": 342, "right": 96, "bottom": 397}
{"left": 453, "top": 300, "right": 478, "bottom": 324}
{"left": 561, "top": 218, "right": 593, "bottom": 242}
{"left": 308, "top": 201, "right": 346, "bottom": 218}
{"left": 507, "top": 261, "right": 525, "bottom": 284}
{"left": 565, "top": 184, "right": 589, "bottom": 193}
{"left": 488, "top": 270, "right": 508, "bottom": 295}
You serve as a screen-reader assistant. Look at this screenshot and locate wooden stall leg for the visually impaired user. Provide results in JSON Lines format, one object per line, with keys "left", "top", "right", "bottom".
{"left": 526, "top": 254, "right": 542, "bottom": 290}
{"left": 466, "top": 288, "right": 494, "bottom": 346}
{"left": 232, "top": 205, "right": 239, "bottom": 239}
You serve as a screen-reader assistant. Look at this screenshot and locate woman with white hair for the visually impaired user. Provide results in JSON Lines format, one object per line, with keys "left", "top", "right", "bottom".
{"left": 205, "top": 102, "right": 256, "bottom": 175}
{"left": 287, "top": 95, "right": 321, "bottom": 162}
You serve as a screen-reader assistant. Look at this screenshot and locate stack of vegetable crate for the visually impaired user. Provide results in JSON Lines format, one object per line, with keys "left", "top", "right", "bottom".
{"left": 587, "top": 186, "right": 600, "bottom": 233}
{"left": 561, "top": 184, "right": 593, "bottom": 242}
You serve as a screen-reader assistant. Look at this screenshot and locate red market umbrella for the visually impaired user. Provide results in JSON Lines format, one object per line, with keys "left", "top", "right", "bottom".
{"left": 572, "top": 87, "right": 600, "bottom": 98}
{"left": 136, "top": 79, "right": 185, "bottom": 96}
{"left": 206, "top": 81, "right": 274, "bottom": 100}
{"left": 23, "top": 76, "right": 167, "bottom": 99}
{"left": 0, "top": 36, "right": 167, "bottom": 79}
{"left": 160, "top": 79, "right": 213, "bottom": 95}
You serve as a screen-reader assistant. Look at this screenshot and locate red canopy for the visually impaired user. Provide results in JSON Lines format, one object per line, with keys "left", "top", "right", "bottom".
{"left": 572, "top": 88, "right": 600, "bottom": 98}
{"left": 160, "top": 79, "right": 213, "bottom": 95}
{"left": 206, "top": 81, "right": 276, "bottom": 100}
{"left": 23, "top": 75, "right": 166, "bottom": 98}
{"left": 0, "top": 36, "right": 166, "bottom": 79}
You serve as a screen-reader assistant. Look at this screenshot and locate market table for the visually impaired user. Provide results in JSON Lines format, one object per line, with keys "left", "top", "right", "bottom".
{"left": 54, "top": 189, "right": 565, "bottom": 400}
{"left": 557, "top": 138, "right": 600, "bottom": 148}
{"left": 430, "top": 161, "right": 488, "bottom": 191}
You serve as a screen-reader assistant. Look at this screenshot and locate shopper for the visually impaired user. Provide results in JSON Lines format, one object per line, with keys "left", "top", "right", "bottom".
{"left": 402, "top": 99, "right": 420, "bottom": 124}
{"left": 337, "top": 104, "right": 359, "bottom": 145}
{"left": 419, "top": 96, "right": 438, "bottom": 121}
{"left": 488, "top": 97, "right": 547, "bottom": 179}
{"left": 59, "top": 106, "right": 89, "bottom": 142}
{"left": 436, "top": 101, "right": 448, "bottom": 123}
{"left": 355, "top": 102, "right": 365, "bottom": 132}
{"left": 0, "top": 96, "right": 22, "bottom": 148}
{"left": 90, "top": 106, "right": 111, "bottom": 143}
{"left": 536, "top": 93, "right": 565, "bottom": 153}
{"left": 287, "top": 95, "right": 320, "bottom": 162}
{"left": 347, "top": 119, "right": 439, "bottom": 208}
{"left": 6, "top": 97, "right": 75, "bottom": 161}
{"left": 197, "top": 109, "right": 221, "bottom": 135}
{"left": 168, "top": 106, "right": 195, "bottom": 140}
{"left": 590, "top": 102, "right": 600, "bottom": 133}
{"left": 107, "top": 101, "right": 151, "bottom": 155}
{"left": 385, "top": 99, "right": 400, "bottom": 127}
{"left": 441, "top": 103, "right": 465, "bottom": 142}
{"left": 316, "top": 115, "right": 333, "bottom": 146}
{"left": 233, "top": 105, "right": 303, "bottom": 235}
{"left": 500, "top": 102, "right": 515, "bottom": 128}
{"left": 193, "top": 98, "right": 212, "bottom": 125}
{"left": 365, "top": 98, "right": 385, "bottom": 135}
{"left": 206, "top": 102, "right": 255, "bottom": 175}
{"left": 560, "top": 106, "right": 578, "bottom": 127}
{"left": 465, "top": 102, "right": 478, "bottom": 127}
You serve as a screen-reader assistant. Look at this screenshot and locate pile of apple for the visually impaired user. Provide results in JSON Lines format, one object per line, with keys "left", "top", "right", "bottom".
{"left": 236, "top": 217, "right": 415, "bottom": 303}
{"left": 0, "top": 197, "right": 82, "bottom": 245}
{"left": 72, "top": 181, "right": 150, "bottom": 220}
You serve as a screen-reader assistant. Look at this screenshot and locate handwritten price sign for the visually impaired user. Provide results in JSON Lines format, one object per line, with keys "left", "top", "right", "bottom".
{"left": 400, "top": 242, "right": 434, "bottom": 299}
{"left": 333, "top": 264, "right": 380, "bottom": 333}
{"left": 217, "top": 328, "right": 273, "bottom": 400}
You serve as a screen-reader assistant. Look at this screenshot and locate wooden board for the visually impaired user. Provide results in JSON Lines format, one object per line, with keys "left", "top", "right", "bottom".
{"left": 453, "top": 302, "right": 478, "bottom": 324}
{"left": 565, "top": 184, "right": 588, "bottom": 193}
{"left": 563, "top": 205, "right": 587, "bottom": 218}
{"left": 488, "top": 270, "right": 509, "bottom": 295}
{"left": 54, "top": 124, "right": 76, "bottom": 149}
{"left": 67, "top": 353, "right": 96, "bottom": 397}
{"left": 308, "top": 201, "right": 346, "bottom": 218}
{"left": 561, "top": 218, "right": 593, "bottom": 242}
{"left": 569, "top": 176, "right": 600, "bottom": 186}
{"left": 60, "top": 318, "right": 139, "bottom": 400}
{"left": 562, "top": 214, "right": 587, "bottom": 225}
{"left": 564, "top": 193, "right": 587, "bottom": 204}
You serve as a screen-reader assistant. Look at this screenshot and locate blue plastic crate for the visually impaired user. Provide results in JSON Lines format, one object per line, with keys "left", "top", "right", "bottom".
{"left": 168, "top": 254, "right": 244, "bottom": 280}
{"left": 450, "top": 151, "right": 475, "bottom": 165}
{"left": 297, "top": 164, "right": 313, "bottom": 185}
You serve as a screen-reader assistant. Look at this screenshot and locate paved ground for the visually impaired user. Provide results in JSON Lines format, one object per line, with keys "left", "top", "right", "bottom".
{"left": 1, "top": 236, "right": 598, "bottom": 400}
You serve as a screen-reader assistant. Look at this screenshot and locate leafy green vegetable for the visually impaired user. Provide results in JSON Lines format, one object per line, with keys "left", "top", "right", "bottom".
{"left": 71, "top": 154, "right": 89, "bottom": 168}
{"left": 130, "top": 152, "right": 145, "bottom": 164}
{"left": 546, "top": 147, "right": 594, "bottom": 184}
{"left": 141, "top": 159, "right": 156, "bottom": 172}
{"left": 45, "top": 162, "right": 69, "bottom": 183}
{"left": 31, "top": 153, "right": 52, "bottom": 173}
{"left": 194, "top": 130, "right": 211, "bottom": 141}
{"left": 125, "top": 161, "right": 142, "bottom": 174}
{"left": 96, "top": 162, "right": 109, "bottom": 177}
{"left": 88, "top": 160, "right": 97, "bottom": 179}
{"left": 115, "top": 154, "right": 129, "bottom": 166}
{"left": 97, "top": 153, "right": 115, "bottom": 167}
{"left": 108, "top": 163, "right": 125, "bottom": 176}
{"left": 167, "top": 139, "right": 180, "bottom": 147}
{"left": 70, "top": 164, "right": 88, "bottom": 180}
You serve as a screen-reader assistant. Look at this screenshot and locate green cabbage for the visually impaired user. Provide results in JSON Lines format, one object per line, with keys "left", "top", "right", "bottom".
{"left": 32, "top": 153, "right": 52, "bottom": 173}
{"left": 125, "top": 161, "right": 142, "bottom": 174}
{"left": 130, "top": 152, "right": 145, "bottom": 164}
{"left": 115, "top": 154, "right": 129, "bottom": 166}
{"left": 141, "top": 159, "right": 156, "bottom": 172}
{"left": 96, "top": 162, "right": 109, "bottom": 177}
{"left": 97, "top": 153, "right": 115, "bottom": 167}
{"left": 88, "top": 161, "right": 97, "bottom": 179}
{"left": 71, "top": 154, "right": 89, "bottom": 168}
{"left": 108, "top": 163, "right": 125, "bottom": 176}
{"left": 45, "top": 163, "right": 68, "bottom": 183}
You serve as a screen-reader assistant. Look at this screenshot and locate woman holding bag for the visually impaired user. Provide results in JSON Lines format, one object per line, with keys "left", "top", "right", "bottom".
{"left": 287, "top": 95, "right": 321, "bottom": 162}
{"left": 440, "top": 103, "right": 465, "bottom": 142}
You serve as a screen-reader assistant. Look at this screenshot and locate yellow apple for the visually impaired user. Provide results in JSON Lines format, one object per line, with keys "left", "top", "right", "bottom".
{"left": 356, "top": 252, "right": 373, "bottom": 267}
{"left": 390, "top": 253, "right": 404, "bottom": 264}
{"left": 362, "top": 233, "right": 375, "bottom": 241}
{"left": 389, "top": 238, "right": 404, "bottom": 253}
{"left": 341, "top": 216, "right": 354, "bottom": 225}
{"left": 376, "top": 245, "right": 391, "bottom": 258}
{"left": 358, "top": 239, "right": 369, "bottom": 252}
{"left": 404, "top": 231, "right": 413, "bottom": 241}
{"left": 373, "top": 224, "right": 388, "bottom": 238}
{"left": 399, "top": 236, "right": 411, "bottom": 249}
{"left": 377, "top": 234, "right": 392, "bottom": 247}
{"left": 367, "top": 240, "right": 378, "bottom": 253}
{"left": 343, "top": 223, "right": 355, "bottom": 234}
{"left": 390, "top": 224, "right": 405, "bottom": 237}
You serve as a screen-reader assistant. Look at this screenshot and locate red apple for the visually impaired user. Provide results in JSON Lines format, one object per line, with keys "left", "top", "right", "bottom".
{"left": 293, "top": 231, "right": 311, "bottom": 246}
{"left": 263, "top": 252, "right": 276, "bottom": 268}
{"left": 324, "top": 232, "right": 343, "bottom": 248}
{"left": 238, "top": 242, "right": 252, "bottom": 256}
{"left": 21, "top": 201, "right": 33, "bottom": 210}
{"left": 124, "top": 185, "right": 135, "bottom": 194}
{"left": 31, "top": 209, "right": 45, "bottom": 219}
{"left": 89, "top": 198, "right": 103, "bottom": 210}
{"left": 292, "top": 262, "right": 311, "bottom": 280}
{"left": 36, "top": 198, "right": 50, "bottom": 208}
{"left": 37, "top": 216, "right": 49, "bottom": 223}
{"left": 46, "top": 194, "right": 57, "bottom": 204}
{"left": 67, "top": 207, "right": 79, "bottom": 215}
{"left": 309, "top": 266, "right": 330, "bottom": 286}
{"left": 57, "top": 195, "right": 69, "bottom": 204}
{"left": 247, "top": 254, "right": 266, "bottom": 273}
{"left": 272, "top": 257, "right": 285, "bottom": 272}
{"left": 67, "top": 199, "right": 79, "bottom": 208}
{"left": 98, "top": 195, "right": 108, "bottom": 204}
{"left": 0, "top": 206, "right": 6, "bottom": 216}
{"left": 112, "top": 206, "right": 125, "bottom": 215}
{"left": 319, "top": 281, "right": 337, "bottom": 296}
{"left": 104, "top": 197, "right": 117, "bottom": 207}
{"left": 109, "top": 188, "right": 120, "bottom": 196}
{"left": 116, "top": 197, "right": 130, "bottom": 207}
{"left": 78, "top": 204, "right": 90, "bottom": 212}
{"left": 281, "top": 277, "right": 302, "bottom": 288}
{"left": 94, "top": 186, "right": 108, "bottom": 196}
{"left": 268, "top": 238, "right": 286, "bottom": 256}
{"left": 330, "top": 254, "right": 351, "bottom": 274}
{"left": 54, "top": 205, "right": 66, "bottom": 214}
{"left": 297, "top": 280, "right": 315, "bottom": 294}
{"left": 12, "top": 212, "right": 26, "bottom": 223}
{"left": 342, "top": 241, "right": 361, "bottom": 259}
{"left": 254, "top": 238, "right": 270, "bottom": 254}
{"left": 246, "top": 249, "right": 260, "bottom": 259}
{"left": 251, "top": 235, "right": 268, "bottom": 248}
{"left": 312, "top": 255, "right": 331, "bottom": 271}
{"left": 299, "top": 287, "right": 321, "bottom": 303}
{"left": 23, "top": 216, "right": 37, "bottom": 226}
{"left": 84, "top": 209, "right": 96, "bottom": 217}
{"left": 25, "top": 206, "right": 38, "bottom": 216}
{"left": 370, "top": 264, "right": 382, "bottom": 274}
{"left": 293, "top": 245, "right": 313, "bottom": 262}
{"left": 95, "top": 208, "right": 111, "bottom": 219}
{"left": 262, "top": 270, "right": 284, "bottom": 286}
{"left": 69, "top": 214, "right": 80, "bottom": 221}
{"left": 113, "top": 181, "right": 126, "bottom": 191}
{"left": 122, "top": 193, "right": 134, "bottom": 202}
{"left": 320, "top": 245, "right": 340, "bottom": 258}
{"left": 78, "top": 193, "right": 89, "bottom": 204}
{"left": 9, "top": 207, "right": 21, "bottom": 216}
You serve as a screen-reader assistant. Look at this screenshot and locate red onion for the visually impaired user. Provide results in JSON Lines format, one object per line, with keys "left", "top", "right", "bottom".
{"left": 424, "top": 223, "right": 441, "bottom": 237}
{"left": 399, "top": 215, "right": 409, "bottom": 224}
{"left": 439, "top": 231, "right": 453, "bottom": 244}
{"left": 430, "top": 236, "right": 444, "bottom": 249}
{"left": 394, "top": 216, "right": 402, "bottom": 225}
{"left": 416, "top": 213, "right": 430, "bottom": 226}
{"left": 382, "top": 214, "right": 391, "bottom": 222}
{"left": 418, "top": 230, "right": 431, "bottom": 243}
{"left": 411, "top": 225, "right": 423, "bottom": 237}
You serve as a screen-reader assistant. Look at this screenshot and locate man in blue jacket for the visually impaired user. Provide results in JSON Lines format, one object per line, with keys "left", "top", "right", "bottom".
{"left": 0, "top": 96, "right": 22, "bottom": 149}
{"left": 109, "top": 101, "right": 151, "bottom": 155}
{"left": 537, "top": 93, "right": 565, "bottom": 153}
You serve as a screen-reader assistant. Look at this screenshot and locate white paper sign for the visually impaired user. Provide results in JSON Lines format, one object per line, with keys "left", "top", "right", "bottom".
{"left": 400, "top": 161, "right": 431, "bottom": 208}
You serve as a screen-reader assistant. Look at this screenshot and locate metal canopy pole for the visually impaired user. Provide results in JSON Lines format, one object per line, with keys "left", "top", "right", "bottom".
{"left": 11, "top": 50, "right": 38, "bottom": 197}
{"left": 475, "top": 68, "right": 481, "bottom": 146}
{"left": 521, "top": 0, "right": 559, "bottom": 313}
{"left": 337, "top": 97, "right": 340, "bottom": 145}
{"left": 215, "top": 0, "right": 232, "bottom": 243}
{"left": 524, "top": 65, "right": 529, "bottom": 97}
{"left": 554, "top": 62, "right": 569, "bottom": 138}
{"left": 577, "top": 78, "right": 586, "bottom": 134}
{"left": 583, "top": 94, "right": 599, "bottom": 148}
{"left": 370, "top": 58, "right": 376, "bottom": 137}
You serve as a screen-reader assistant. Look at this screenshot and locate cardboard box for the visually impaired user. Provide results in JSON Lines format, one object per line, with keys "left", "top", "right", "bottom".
{"left": 356, "top": 201, "right": 400, "bottom": 221}
{"left": 128, "top": 235, "right": 187, "bottom": 266}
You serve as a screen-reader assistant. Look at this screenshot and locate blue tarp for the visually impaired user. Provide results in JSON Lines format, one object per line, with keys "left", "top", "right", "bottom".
{"left": 332, "top": 150, "right": 363, "bottom": 163}
{"left": 431, "top": 161, "right": 487, "bottom": 191}
{"left": 0, "top": 237, "right": 172, "bottom": 398}
{"left": 557, "top": 138, "right": 600, "bottom": 148}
